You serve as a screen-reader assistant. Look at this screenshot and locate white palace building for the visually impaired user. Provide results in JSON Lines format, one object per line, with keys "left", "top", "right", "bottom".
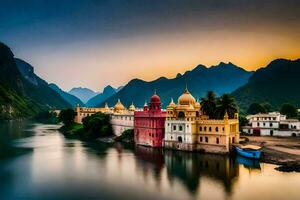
{"left": 242, "top": 112, "right": 300, "bottom": 137}
{"left": 75, "top": 99, "right": 136, "bottom": 136}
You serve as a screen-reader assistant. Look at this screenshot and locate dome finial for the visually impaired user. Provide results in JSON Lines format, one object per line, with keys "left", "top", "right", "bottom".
{"left": 184, "top": 83, "right": 189, "bottom": 93}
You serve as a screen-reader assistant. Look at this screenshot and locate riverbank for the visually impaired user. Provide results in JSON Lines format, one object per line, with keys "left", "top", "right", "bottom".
{"left": 241, "top": 136, "right": 300, "bottom": 172}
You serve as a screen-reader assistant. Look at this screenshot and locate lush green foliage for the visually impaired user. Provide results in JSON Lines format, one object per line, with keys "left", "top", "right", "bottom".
{"left": 82, "top": 112, "right": 113, "bottom": 139}
{"left": 58, "top": 109, "right": 76, "bottom": 126}
{"left": 247, "top": 103, "right": 267, "bottom": 114}
{"left": 280, "top": 103, "right": 298, "bottom": 118}
{"left": 200, "top": 92, "right": 238, "bottom": 119}
{"left": 200, "top": 91, "right": 217, "bottom": 118}
{"left": 115, "top": 129, "right": 134, "bottom": 143}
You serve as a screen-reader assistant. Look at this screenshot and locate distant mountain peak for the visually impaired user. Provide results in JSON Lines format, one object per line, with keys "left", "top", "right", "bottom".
{"left": 69, "top": 87, "right": 98, "bottom": 103}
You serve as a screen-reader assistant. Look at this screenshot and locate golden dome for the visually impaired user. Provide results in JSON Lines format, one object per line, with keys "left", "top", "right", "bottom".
{"left": 194, "top": 100, "right": 200, "bottom": 109}
{"left": 114, "top": 99, "right": 125, "bottom": 111}
{"left": 167, "top": 98, "right": 176, "bottom": 108}
{"left": 129, "top": 102, "right": 136, "bottom": 111}
{"left": 178, "top": 88, "right": 196, "bottom": 105}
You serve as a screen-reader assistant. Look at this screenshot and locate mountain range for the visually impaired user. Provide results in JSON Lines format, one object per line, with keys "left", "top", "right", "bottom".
{"left": 2, "top": 41, "right": 299, "bottom": 119}
{"left": 99, "top": 62, "right": 253, "bottom": 108}
{"left": 86, "top": 85, "right": 122, "bottom": 107}
{"left": 68, "top": 87, "right": 98, "bottom": 104}
{"left": 49, "top": 83, "right": 84, "bottom": 107}
{"left": 0, "top": 42, "right": 71, "bottom": 119}
{"left": 232, "top": 58, "right": 300, "bottom": 112}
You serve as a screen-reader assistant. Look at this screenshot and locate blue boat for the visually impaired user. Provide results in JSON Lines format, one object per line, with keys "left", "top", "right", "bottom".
{"left": 235, "top": 145, "right": 262, "bottom": 159}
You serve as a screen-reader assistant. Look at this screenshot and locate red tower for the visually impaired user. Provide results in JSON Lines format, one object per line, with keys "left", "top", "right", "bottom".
{"left": 134, "top": 93, "right": 166, "bottom": 147}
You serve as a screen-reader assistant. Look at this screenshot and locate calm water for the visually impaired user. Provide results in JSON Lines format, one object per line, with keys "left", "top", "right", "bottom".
{"left": 0, "top": 121, "right": 300, "bottom": 200}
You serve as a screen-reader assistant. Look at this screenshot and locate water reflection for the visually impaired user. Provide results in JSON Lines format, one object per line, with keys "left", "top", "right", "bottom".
{"left": 1, "top": 122, "right": 300, "bottom": 200}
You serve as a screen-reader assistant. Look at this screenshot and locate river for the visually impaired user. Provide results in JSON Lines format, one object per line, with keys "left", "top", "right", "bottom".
{"left": 0, "top": 121, "right": 299, "bottom": 200}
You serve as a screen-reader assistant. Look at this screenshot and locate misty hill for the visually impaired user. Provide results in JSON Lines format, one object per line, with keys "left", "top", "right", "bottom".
{"left": 49, "top": 83, "right": 84, "bottom": 107}
{"left": 99, "top": 62, "right": 252, "bottom": 108}
{"left": 86, "top": 85, "right": 118, "bottom": 107}
{"left": 69, "top": 87, "right": 98, "bottom": 103}
{"left": 0, "top": 42, "right": 71, "bottom": 119}
{"left": 232, "top": 58, "right": 300, "bottom": 111}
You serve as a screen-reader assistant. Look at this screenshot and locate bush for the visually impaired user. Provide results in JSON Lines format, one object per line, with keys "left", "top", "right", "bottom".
{"left": 115, "top": 129, "right": 134, "bottom": 143}
{"left": 82, "top": 112, "right": 113, "bottom": 139}
{"left": 58, "top": 108, "right": 76, "bottom": 126}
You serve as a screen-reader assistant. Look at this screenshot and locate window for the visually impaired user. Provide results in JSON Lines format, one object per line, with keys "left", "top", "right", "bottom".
{"left": 173, "top": 125, "right": 177, "bottom": 131}
{"left": 270, "top": 123, "right": 273, "bottom": 127}
{"left": 179, "top": 126, "right": 183, "bottom": 131}
{"left": 222, "top": 127, "right": 224, "bottom": 131}
{"left": 200, "top": 137, "right": 203, "bottom": 142}
{"left": 205, "top": 137, "right": 208, "bottom": 143}
{"left": 216, "top": 127, "right": 219, "bottom": 132}
{"left": 263, "top": 123, "right": 265, "bottom": 126}
{"left": 178, "top": 136, "right": 183, "bottom": 142}
{"left": 209, "top": 127, "right": 212, "bottom": 132}
{"left": 199, "top": 127, "right": 202, "bottom": 131}
{"left": 204, "top": 127, "right": 207, "bottom": 131}
{"left": 257, "top": 122, "right": 260, "bottom": 127}
{"left": 216, "top": 138, "right": 219, "bottom": 144}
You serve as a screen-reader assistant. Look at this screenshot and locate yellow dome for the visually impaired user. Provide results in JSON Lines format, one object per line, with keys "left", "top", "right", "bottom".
{"left": 178, "top": 89, "right": 196, "bottom": 105}
{"left": 167, "top": 98, "right": 176, "bottom": 108}
{"left": 129, "top": 102, "right": 136, "bottom": 111}
{"left": 194, "top": 100, "right": 200, "bottom": 109}
{"left": 114, "top": 99, "right": 125, "bottom": 111}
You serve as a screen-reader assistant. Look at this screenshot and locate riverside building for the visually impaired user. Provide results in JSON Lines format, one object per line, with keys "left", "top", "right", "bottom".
{"left": 75, "top": 99, "right": 136, "bottom": 136}
{"left": 242, "top": 112, "right": 300, "bottom": 137}
{"left": 134, "top": 92, "right": 166, "bottom": 147}
{"left": 164, "top": 88, "right": 239, "bottom": 154}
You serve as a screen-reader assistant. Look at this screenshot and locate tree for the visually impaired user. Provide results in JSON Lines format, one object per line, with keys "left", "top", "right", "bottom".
{"left": 247, "top": 103, "right": 267, "bottom": 115}
{"left": 261, "top": 102, "right": 272, "bottom": 112}
{"left": 82, "top": 112, "right": 113, "bottom": 138}
{"left": 215, "top": 94, "right": 238, "bottom": 119}
{"left": 200, "top": 91, "right": 217, "bottom": 118}
{"left": 58, "top": 108, "right": 76, "bottom": 126}
{"left": 280, "top": 103, "right": 297, "bottom": 118}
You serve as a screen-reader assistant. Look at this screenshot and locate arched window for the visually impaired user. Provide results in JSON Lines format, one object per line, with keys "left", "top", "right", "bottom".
{"left": 204, "top": 126, "right": 207, "bottom": 131}
{"left": 215, "top": 127, "right": 219, "bottom": 132}
{"left": 200, "top": 136, "right": 203, "bottom": 142}
{"left": 178, "top": 136, "right": 183, "bottom": 142}
{"left": 178, "top": 111, "right": 185, "bottom": 119}
{"left": 205, "top": 137, "right": 208, "bottom": 143}
{"left": 179, "top": 126, "right": 183, "bottom": 131}
{"left": 216, "top": 138, "right": 219, "bottom": 144}
{"left": 209, "top": 127, "right": 212, "bottom": 132}
{"left": 199, "top": 126, "right": 202, "bottom": 131}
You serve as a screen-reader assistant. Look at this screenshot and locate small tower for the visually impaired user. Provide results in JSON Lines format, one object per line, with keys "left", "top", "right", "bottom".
{"left": 143, "top": 101, "right": 149, "bottom": 111}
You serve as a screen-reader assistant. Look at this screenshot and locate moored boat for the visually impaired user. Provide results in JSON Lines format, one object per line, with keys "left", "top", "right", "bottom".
{"left": 235, "top": 145, "right": 262, "bottom": 159}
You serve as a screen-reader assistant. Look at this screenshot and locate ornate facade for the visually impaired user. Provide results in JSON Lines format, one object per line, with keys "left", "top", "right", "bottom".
{"left": 75, "top": 99, "right": 136, "bottom": 136}
{"left": 164, "top": 88, "right": 239, "bottom": 154}
{"left": 134, "top": 93, "right": 166, "bottom": 147}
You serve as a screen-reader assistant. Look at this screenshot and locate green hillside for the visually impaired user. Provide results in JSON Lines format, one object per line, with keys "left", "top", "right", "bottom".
{"left": 232, "top": 59, "right": 300, "bottom": 112}
{"left": 0, "top": 42, "right": 70, "bottom": 119}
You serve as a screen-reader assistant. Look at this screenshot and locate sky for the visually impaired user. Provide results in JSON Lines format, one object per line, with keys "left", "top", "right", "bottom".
{"left": 1, "top": 0, "right": 300, "bottom": 92}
